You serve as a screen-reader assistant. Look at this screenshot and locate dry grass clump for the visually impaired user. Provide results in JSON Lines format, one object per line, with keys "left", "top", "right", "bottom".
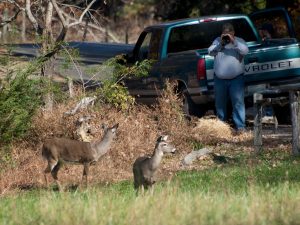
{"left": 0, "top": 142, "right": 45, "bottom": 194}
{"left": 192, "top": 118, "right": 233, "bottom": 144}
{"left": 151, "top": 81, "right": 191, "bottom": 150}
{"left": 192, "top": 116, "right": 254, "bottom": 145}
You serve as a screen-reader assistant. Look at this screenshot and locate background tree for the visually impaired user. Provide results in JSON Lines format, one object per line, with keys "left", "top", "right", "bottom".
{"left": 1, "top": 0, "right": 103, "bottom": 111}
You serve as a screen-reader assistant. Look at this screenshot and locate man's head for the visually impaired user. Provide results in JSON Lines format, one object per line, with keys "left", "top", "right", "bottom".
{"left": 258, "top": 23, "right": 274, "bottom": 40}
{"left": 221, "top": 23, "right": 235, "bottom": 45}
{"left": 222, "top": 23, "right": 235, "bottom": 36}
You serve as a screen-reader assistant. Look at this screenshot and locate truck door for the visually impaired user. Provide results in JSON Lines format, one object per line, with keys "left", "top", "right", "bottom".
{"left": 250, "top": 7, "right": 296, "bottom": 39}
{"left": 245, "top": 7, "right": 300, "bottom": 95}
{"left": 125, "top": 28, "right": 163, "bottom": 104}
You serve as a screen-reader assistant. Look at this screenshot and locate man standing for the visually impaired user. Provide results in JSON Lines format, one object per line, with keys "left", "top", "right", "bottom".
{"left": 208, "top": 23, "right": 249, "bottom": 133}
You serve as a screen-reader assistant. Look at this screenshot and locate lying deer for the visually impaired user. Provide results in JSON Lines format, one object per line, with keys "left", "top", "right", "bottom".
{"left": 133, "top": 135, "right": 176, "bottom": 195}
{"left": 42, "top": 123, "right": 119, "bottom": 191}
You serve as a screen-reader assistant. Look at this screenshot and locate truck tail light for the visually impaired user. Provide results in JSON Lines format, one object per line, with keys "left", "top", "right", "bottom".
{"left": 197, "top": 58, "right": 206, "bottom": 80}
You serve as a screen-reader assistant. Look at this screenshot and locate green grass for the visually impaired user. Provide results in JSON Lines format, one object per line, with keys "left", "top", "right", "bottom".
{"left": 1, "top": 158, "right": 300, "bottom": 225}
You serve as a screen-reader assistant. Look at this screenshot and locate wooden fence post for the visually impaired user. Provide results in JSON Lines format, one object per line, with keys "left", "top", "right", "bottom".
{"left": 289, "top": 90, "right": 300, "bottom": 156}
{"left": 254, "top": 93, "right": 263, "bottom": 154}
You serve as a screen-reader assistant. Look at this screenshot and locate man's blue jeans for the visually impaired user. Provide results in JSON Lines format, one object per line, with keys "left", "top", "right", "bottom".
{"left": 214, "top": 74, "right": 245, "bottom": 130}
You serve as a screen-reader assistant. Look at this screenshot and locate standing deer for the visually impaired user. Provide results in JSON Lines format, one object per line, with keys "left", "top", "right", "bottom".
{"left": 42, "top": 123, "right": 119, "bottom": 191}
{"left": 133, "top": 135, "right": 176, "bottom": 195}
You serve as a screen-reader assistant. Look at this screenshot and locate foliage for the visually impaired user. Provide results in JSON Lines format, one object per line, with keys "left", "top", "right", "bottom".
{"left": 97, "top": 80, "right": 135, "bottom": 111}
{"left": 105, "top": 54, "right": 154, "bottom": 80}
{"left": 0, "top": 76, "right": 43, "bottom": 144}
{"left": 41, "top": 77, "right": 69, "bottom": 104}
{"left": 59, "top": 46, "right": 80, "bottom": 70}
{"left": 96, "top": 54, "right": 154, "bottom": 110}
{"left": 121, "top": 0, "right": 156, "bottom": 19}
{"left": 154, "top": 0, "right": 268, "bottom": 19}
{"left": 0, "top": 56, "right": 9, "bottom": 66}
{"left": 0, "top": 59, "right": 45, "bottom": 144}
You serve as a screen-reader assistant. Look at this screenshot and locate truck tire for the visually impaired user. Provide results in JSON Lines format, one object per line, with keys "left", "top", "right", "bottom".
{"left": 181, "top": 90, "right": 196, "bottom": 117}
{"left": 180, "top": 88, "right": 206, "bottom": 118}
{"left": 273, "top": 104, "right": 291, "bottom": 124}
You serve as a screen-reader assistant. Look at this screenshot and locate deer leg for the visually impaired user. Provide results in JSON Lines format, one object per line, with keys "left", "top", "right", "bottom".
{"left": 81, "top": 163, "right": 90, "bottom": 188}
{"left": 149, "top": 178, "right": 156, "bottom": 195}
{"left": 44, "top": 158, "right": 57, "bottom": 188}
{"left": 44, "top": 164, "right": 51, "bottom": 188}
{"left": 51, "top": 161, "right": 63, "bottom": 191}
{"left": 149, "top": 184, "right": 154, "bottom": 196}
{"left": 140, "top": 184, "right": 145, "bottom": 196}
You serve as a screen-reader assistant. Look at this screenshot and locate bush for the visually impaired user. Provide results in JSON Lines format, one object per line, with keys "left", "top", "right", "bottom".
{"left": 96, "top": 55, "right": 154, "bottom": 110}
{"left": 0, "top": 68, "right": 43, "bottom": 144}
{"left": 97, "top": 80, "right": 135, "bottom": 111}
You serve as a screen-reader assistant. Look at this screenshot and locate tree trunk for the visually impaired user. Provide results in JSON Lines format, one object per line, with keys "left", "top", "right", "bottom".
{"left": 2, "top": 8, "right": 8, "bottom": 43}
{"left": 42, "top": 2, "right": 54, "bottom": 112}
{"left": 21, "top": 10, "right": 27, "bottom": 42}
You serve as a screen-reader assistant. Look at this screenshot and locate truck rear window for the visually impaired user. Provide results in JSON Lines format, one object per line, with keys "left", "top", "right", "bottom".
{"left": 167, "top": 18, "right": 257, "bottom": 54}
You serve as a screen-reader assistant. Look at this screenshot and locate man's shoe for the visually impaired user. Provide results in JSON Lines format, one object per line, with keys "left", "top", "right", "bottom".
{"left": 235, "top": 128, "right": 247, "bottom": 136}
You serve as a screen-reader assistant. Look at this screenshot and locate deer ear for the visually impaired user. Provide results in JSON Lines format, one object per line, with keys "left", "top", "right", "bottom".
{"left": 157, "top": 135, "right": 168, "bottom": 142}
{"left": 162, "top": 135, "right": 168, "bottom": 141}
{"left": 101, "top": 124, "right": 108, "bottom": 130}
{"left": 111, "top": 123, "right": 119, "bottom": 132}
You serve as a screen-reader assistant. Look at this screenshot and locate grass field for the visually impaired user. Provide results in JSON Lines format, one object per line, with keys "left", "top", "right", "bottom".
{"left": 1, "top": 155, "right": 300, "bottom": 225}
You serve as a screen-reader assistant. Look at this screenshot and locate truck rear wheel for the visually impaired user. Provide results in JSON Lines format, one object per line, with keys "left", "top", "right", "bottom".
{"left": 179, "top": 88, "right": 207, "bottom": 118}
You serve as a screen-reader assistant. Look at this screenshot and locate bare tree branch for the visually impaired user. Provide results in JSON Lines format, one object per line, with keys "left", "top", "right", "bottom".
{"left": 45, "top": 1, "right": 54, "bottom": 40}
{"left": 45, "top": 2, "right": 54, "bottom": 30}
{"left": 50, "top": 0, "right": 102, "bottom": 42}
{"left": 25, "top": 0, "right": 43, "bottom": 35}
{"left": 50, "top": 0, "right": 68, "bottom": 28}
{"left": 0, "top": 8, "right": 21, "bottom": 27}
{"left": 0, "top": 0, "right": 24, "bottom": 27}
{"left": 57, "top": 11, "right": 120, "bottom": 42}
{"left": 3, "top": 0, "right": 22, "bottom": 9}
{"left": 68, "top": 0, "right": 97, "bottom": 27}
{"left": 51, "top": 0, "right": 97, "bottom": 29}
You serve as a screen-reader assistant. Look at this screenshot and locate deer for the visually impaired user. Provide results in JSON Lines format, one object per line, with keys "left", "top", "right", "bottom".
{"left": 42, "top": 123, "right": 119, "bottom": 191}
{"left": 132, "top": 135, "right": 176, "bottom": 195}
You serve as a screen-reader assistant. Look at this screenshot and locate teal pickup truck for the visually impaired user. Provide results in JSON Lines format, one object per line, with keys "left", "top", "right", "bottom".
{"left": 125, "top": 7, "right": 300, "bottom": 123}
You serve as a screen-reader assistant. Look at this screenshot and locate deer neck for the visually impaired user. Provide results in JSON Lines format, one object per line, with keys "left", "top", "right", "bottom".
{"left": 150, "top": 148, "right": 164, "bottom": 171}
{"left": 91, "top": 134, "right": 114, "bottom": 160}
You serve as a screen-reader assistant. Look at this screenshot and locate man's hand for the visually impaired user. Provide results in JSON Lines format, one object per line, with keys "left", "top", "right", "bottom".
{"left": 221, "top": 33, "right": 235, "bottom": 46}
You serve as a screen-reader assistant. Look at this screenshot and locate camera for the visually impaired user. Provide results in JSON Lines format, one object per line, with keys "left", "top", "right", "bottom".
{"left": 221, "top": 35, "right": 231, "bottom": 45}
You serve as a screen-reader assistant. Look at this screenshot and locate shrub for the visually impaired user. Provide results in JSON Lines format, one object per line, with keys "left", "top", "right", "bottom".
{"left": 96, "top": 54, "right": 154, "bottom": 110}
{"left": 0, "top": 64, "right": 44, "bottom": 144}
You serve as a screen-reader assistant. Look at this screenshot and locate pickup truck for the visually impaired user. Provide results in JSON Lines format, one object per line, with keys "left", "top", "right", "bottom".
{"left": 124, "top": 7, "right": 300, "bottom": 123}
